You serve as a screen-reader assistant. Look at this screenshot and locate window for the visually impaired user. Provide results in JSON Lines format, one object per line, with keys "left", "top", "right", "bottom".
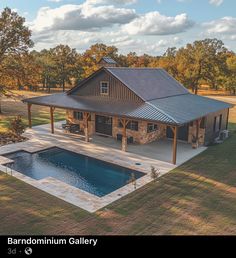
{"left": 147, "top": 123, "right": 158, "bottom": 133}
{"left": 73, "top": 111, "right": 83, "bottom": 121}
{"left": 213, "top": 115, "right": 221, "bottom": 132}
{"left": 127, "top": 121, "right": 139, "bottom": 131}
{"left": 118, "top": 120, "right": 123, "bottom": 128}
{"left": 118, "top": 120, "right": 139, "bottom": 131}
{"left": 100, "top": 81, "right": 109, "bottom": 95}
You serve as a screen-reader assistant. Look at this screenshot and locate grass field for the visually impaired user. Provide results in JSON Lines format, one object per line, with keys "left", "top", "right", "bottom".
{"left": 0, "top": 130, "right": 236, "bottom": 235}
{"left": 0, "top": 90, "right": 236, "bottom": 235}
{"left": 0, "top": 91, "right": 65, "bottom": 132}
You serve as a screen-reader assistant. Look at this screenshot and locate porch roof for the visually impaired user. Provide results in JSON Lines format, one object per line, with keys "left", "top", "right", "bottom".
{"left": 23, "top": 93, "right": 233, "bottom": 126}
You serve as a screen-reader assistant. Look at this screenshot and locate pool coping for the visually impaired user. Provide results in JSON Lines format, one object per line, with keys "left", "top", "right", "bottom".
{"left": 0, "top": 145, "right": 158, "bottom": 213}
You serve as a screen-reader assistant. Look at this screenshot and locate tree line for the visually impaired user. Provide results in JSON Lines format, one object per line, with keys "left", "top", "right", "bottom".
{"left": 0, "top": 7, "right": 236, "bottom": 96}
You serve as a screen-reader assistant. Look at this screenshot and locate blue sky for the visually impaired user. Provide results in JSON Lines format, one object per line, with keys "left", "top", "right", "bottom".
{"left": 1, "top": 0, "right": 236, "bottom": 55}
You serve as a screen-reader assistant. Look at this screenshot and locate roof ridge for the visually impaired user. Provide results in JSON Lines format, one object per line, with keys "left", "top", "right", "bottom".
{"left": 147, "top": 101, "right": 179, "bottom": 124}
{"left": 106, "top": 67, "right": 162, "bottom": 70}
{"left": 148, "top": 93, "right": 189, "bottom": 101}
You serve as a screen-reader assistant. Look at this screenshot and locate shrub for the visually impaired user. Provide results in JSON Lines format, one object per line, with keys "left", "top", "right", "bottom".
{"left": 150, "top": 166, "right": 160, "bottom": 182}
{"left": 127, "top": 173, "right": 137, "bottom": 189}
{"left": 8, "top": 116, "right": 26, "bottom": 136}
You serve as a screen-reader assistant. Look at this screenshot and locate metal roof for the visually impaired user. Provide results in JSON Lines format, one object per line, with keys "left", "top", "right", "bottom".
{"left": 148, "top": 94, "right": 233, "bottom": 124}
{"left": 99, "top": 57, "right": 117, "bottom": 64}
{"left": 106, "top": 67, "right": 189, "bottom": 101}
{"left": 23, "top": 94, "right": 176, "bottom": 125}
{"left": 23, "top": 93, "right": 233, "bottom": 126}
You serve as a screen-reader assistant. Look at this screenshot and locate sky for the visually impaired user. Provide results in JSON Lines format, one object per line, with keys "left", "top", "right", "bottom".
{"left": 0, "top": 0, "right": 236, "bottom": 55}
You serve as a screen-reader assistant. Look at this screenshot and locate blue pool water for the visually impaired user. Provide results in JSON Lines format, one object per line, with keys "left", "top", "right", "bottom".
{"left": 3, "top": 147, "right": 144, "bottom": 197}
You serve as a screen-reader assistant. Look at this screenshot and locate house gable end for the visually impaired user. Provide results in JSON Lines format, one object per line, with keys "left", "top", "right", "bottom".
{"left": 68, "top": 68, "right": 143, "bottom": 102}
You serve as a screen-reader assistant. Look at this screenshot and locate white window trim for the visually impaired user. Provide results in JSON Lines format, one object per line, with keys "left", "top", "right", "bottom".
{"left": 100, "top": 81, "right": 109, "bottom": 96}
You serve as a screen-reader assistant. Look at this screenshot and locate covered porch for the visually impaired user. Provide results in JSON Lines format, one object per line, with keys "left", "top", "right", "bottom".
{"left": 23, "top": 121, "right": 207, "bottom": 166}
{"left": 25, "top": 96, "right": 207, "bottom": 165}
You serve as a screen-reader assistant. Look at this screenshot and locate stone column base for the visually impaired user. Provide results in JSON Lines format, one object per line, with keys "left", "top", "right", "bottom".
{"left": 84, "top": 127, "right": 89, "bottom": 142}
{"left": 122, "top": 137, "right": 127, "bottom": 152}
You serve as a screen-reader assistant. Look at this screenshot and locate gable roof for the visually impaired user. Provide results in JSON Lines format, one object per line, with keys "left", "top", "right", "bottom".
{"left": 68, "top": 67, "right": 189, "bottom": 101}
{"left": 98, "top": 57, "right": 117, "bottom": 65}
{"left": 106, "top": 67, "right": 189, "bottom": 101}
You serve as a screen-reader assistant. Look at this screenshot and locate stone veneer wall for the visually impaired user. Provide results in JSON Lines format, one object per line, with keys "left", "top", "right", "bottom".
{"left": 66, "top": 111, "right": 166, "bottom": 144}
{"left": 112, "top": 117, "right": 166, "bottom": 144}
{"left": 66, "top": 110, "right": 95, "bottom": 135}
{"left": 188, "top": 123, "right": 205, "bottom": 145}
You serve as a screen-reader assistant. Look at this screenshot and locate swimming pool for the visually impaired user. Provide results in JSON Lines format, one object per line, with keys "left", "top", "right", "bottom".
{"left": 3, "top": 147, "right": 144, "bottom": 197}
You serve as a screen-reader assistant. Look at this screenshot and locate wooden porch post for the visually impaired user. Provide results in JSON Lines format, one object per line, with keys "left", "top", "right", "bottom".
{"left": 83, "top": 112, "right": 90, "bottom": 142}
{"left": 121, "top": 118, "right": 129, "bottom": 152}
{"left": 171, "top": 126, "right": 178, "bottom": 165}
{"left": 27, "top": 103, "right": 32, "bottom": 128}
{"left": 50, "top": 107, "right": 55, "bottom": 134}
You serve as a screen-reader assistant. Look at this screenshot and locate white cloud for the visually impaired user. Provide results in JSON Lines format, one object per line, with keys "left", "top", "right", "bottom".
{"left": 86, "top": 0, "right": 137, "bottom": 5}
{"left": 30, "top": 4, "right": 137, "bottom": 32}
{"left": 122, "top": 11, "right": 194, "bottom": 35}
{"left": 209, "top": 0, "right": 223, "bottom": 6}
{"left": 204, "top": 17, "right": 236, "bottom": 35}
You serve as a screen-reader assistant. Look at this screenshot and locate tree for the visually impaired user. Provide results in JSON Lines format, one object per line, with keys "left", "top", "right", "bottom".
{"left": 224, "top": 54, "right": 236, "bottom": 95}
{"left": 0, "top": 7, "right": 33, "bottom": 64}
{"left": 0, "top": 8, "right": 33, "bottom": 112}
{"left": 34, "top": 49, "right": 58, "bottom": 92}
{"left": 158, "top": 47, "right": 178, "bottom": 78}
{"left": 81, "top": 43, "right": 118, "bottom": 77}
{"left": 51, "top": 45, "right": 77, "bottom": 92}
{"left": 174, "top": 39, "right": 228, "bottom": 94}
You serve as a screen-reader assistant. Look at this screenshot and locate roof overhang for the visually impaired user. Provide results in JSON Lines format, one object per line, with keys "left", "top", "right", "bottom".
{"left": 23, "top": 93, "right": 234, "bottom": 127}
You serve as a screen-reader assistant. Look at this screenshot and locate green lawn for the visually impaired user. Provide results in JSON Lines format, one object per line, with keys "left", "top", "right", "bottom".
{"left": 0, "top": 130, "right": 236, "bottom": 235}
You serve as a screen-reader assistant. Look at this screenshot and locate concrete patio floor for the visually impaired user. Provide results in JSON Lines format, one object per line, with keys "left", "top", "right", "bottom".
{"left": 0, "top": 121, "right": 207, "bottom": 212}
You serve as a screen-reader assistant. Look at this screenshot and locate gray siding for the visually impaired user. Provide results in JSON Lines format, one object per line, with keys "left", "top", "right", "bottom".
{"left": 75, "top": 70, "right": 142, "bottom": 102}
{"left": 204, "top": 108, "right": 229, "bottom": 145}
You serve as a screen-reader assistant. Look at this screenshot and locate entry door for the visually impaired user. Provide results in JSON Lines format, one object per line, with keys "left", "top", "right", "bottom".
{"left": 166, "top": 124, "right": 189, "bottom": 141}
{"left": 95, "top": 115, "right": 113, "bottom": 136}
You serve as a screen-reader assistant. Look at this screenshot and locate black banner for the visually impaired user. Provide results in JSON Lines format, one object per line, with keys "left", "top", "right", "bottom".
{"left": 0, "top": 235, "right": 235, "bottom": 257}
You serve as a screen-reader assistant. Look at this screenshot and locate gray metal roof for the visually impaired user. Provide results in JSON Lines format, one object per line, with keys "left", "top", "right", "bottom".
{"left": 23, "top": 93, "right": 176, "bottom": 125}
{"left": 23, "top": 93, "right": 233, "bottom": 126}
{"left": 99, "top": 57, "right": 117, "bottom": 64}
{"left": 106, "top": 67, "right": 189, "bottom": 101}
{"left": 148, "top": 94, "right": 233, "bottom": 124}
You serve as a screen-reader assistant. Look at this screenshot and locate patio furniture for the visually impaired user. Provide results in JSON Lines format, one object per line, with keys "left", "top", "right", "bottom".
{"left": 69, "top": 124, "right": 81, "bottom": 134}
{"left": 62, "top": 121, "right": 71, "bottom": 132}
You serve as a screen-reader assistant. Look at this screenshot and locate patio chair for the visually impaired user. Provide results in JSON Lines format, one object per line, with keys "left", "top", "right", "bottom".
{"left": 62, "top": 121, "right": 71, "bottom": 132}
{"left": 69, "top": 124, "right": 81, "bottom": 134}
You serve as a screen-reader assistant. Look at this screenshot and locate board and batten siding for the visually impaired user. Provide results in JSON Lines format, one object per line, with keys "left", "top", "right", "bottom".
{"left": 75, "top": 70, "right": 143, "bottom": 102}
{"left": 204, "top": 108, "right": 229, "bottom": 145}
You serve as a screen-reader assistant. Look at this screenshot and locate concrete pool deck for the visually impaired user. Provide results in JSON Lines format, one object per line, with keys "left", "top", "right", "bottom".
{"left": 0, "top": 122, "right": 207, "bottom": 212}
